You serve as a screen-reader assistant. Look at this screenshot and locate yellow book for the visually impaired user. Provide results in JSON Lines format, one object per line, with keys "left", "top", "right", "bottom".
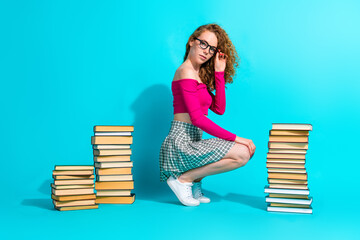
{"left": 96, "top": 168, "right": 132, "bottom": 175}
{"left": 94, "top": 155, "right": 131, "bottom": 162}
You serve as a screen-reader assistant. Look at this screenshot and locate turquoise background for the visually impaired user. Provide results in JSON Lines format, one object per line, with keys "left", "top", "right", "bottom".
{"left": 1, "top": 0, "right": 359, "bottom": 239}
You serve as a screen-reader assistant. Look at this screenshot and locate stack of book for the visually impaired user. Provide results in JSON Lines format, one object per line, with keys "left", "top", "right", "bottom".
{"left": 264, "top": 123, "right": 313, "bottom": 214}
{"left": 91, "top": 125, "right": 135, "bottom": 204}
{"left": 51, "top": 165, "right": 98, "bottom": 211}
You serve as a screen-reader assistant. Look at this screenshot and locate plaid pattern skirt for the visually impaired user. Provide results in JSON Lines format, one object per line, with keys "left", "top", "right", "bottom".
{"left": 159, "top": 120, "right": 236, "bottom": 182}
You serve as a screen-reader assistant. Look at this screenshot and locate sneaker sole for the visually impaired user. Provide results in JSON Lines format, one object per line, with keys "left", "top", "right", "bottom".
{"left": 167, "top": 179, "right": 200, "bottom": 207}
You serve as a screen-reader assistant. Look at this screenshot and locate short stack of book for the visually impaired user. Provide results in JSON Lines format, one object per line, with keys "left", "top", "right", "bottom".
{"left": 51, "top": 165, "right": 98, "bottom": 211}
{"left": 264, "top": 123, "right": 313, "bottom": 214}
{"left": 91, "top": 125, "right": 135, "bottom": 204}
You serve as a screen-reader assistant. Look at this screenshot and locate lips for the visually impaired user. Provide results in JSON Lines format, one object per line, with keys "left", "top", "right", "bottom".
{"left": 199, "top": 55, "right": 206, "bottom": 60}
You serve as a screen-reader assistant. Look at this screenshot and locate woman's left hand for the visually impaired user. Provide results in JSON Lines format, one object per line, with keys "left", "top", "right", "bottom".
{"left": 214, "top": 49, "right": 227, "bottom": 72}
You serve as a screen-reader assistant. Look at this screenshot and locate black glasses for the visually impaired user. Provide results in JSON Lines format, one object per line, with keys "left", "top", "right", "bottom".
{"left": 195, "top": 38, "right": 218, "bottom": 55}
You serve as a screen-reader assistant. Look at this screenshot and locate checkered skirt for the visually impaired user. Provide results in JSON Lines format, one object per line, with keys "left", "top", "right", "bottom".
{"left": 159, "top": 120, "right": 235, "bottom": 182}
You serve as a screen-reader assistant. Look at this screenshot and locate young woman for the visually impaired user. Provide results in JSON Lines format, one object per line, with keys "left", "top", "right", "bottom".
{"left": 159, "top": 23, "right": 256, "bottom": 206}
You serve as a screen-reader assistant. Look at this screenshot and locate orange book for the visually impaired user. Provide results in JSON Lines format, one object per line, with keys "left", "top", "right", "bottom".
{"left": 94, "top": 155, "right": 131, "bottom": 162}
{"left": 269, "top": 130, "right": 310, "bottom": 136}
{"left": 51, "top": 194, "right": 96, "bottom": 201}
{"left": 95, "top": 181, "right": 134, "bottom": 190}
{"left": 96, "top": 168, "right": 132, "bottom": 175}
{"left": 267, "top": 153, "right": 305, "bottom": 159}
{"left": 268, "top": 172, "right": 307, "bottom": 180}
{"left": 95, "top": 194, "right": 135, "bottom": 204}
{"left": 91, "top": 136, "right": 133, "bottom": 145}
{"left": 94, "top": 126, "right": 134, "bottom": 132}
{"left": 269, "top": 135, "right": 308, "bottom": 143}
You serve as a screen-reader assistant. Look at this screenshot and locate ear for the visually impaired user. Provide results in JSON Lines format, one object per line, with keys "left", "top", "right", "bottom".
{"left": 189, "top": 39, "right": 194, "bottom": 47}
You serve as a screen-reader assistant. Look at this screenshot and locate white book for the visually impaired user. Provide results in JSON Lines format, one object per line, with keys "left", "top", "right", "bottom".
{"left": 272, "top": 123, "right": 312, "bottom": 131}
{"left": 93, "top": 144, "right": 131, "bottom": 150}
{"left": 94, "top": 161, "right": 133, "bottom": 168}
{"left": 94, "top": 132, "right": 132, "bottom": 136}
{"left": 267, "top": 206, "right": 313, "bottom": 214}
{"left": 264, "top": 186, "right": 309, "bottom": 195}
{"left": 265, "top": 196, "right": 312, "bottom": 205}
{"left": 96, "top": 175, "right": 133, "bottom": 181}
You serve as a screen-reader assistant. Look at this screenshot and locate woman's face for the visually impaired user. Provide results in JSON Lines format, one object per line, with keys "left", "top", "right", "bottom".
{"left": 189, "top": 30, "right": 218, "bottom": 65}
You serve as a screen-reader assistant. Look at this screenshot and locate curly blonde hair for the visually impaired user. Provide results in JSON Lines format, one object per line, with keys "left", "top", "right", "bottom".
{"left": 183, "top": 23, "right": 240, "bottom": 91}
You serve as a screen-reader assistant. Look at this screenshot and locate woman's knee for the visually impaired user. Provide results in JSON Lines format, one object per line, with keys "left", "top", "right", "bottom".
{"left": 232, "top": 144, "right": 251, "bottom": 167}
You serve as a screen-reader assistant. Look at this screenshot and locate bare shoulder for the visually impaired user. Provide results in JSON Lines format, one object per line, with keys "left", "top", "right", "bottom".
{"left": 173, "top": 65, "right": 199, "bottom": 82}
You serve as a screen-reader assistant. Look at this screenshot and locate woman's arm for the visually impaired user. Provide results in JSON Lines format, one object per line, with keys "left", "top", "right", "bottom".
{"left": 209, "top": 71, "right": 226, "bottom": 115}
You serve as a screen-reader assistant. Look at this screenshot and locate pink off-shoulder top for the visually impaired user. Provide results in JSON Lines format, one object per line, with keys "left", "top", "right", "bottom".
{"left": 172, "top": 71, "right": 236, "bottom": 141}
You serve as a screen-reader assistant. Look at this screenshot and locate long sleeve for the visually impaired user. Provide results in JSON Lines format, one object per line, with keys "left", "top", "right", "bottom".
{"left": 209, "top": 71, "right": 226, "bottom": 115}
{"left": 176, "top": 80, "right": 236, "bottom": 141}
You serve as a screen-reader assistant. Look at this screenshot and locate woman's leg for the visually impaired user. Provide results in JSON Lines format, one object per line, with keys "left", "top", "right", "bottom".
{"left": 178, "top": 143, "right": 252, "bottom": 183}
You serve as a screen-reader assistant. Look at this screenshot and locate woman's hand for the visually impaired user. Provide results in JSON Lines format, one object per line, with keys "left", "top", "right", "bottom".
{"left": 214, "top": 49, "right": 227, "bottom": 72}
{"left": 235, "top": 136, "right": 256, "bottom": 157}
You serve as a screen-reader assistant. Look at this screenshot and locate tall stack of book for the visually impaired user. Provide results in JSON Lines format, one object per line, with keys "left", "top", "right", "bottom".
{"left": 91, "top": 125, "right": 135, "bottom": 204}
{"left": 51, "top": 165, "right": 98, "bottom": 211}
{"left": 264, "top": 123, "right": 313, "bottom": 214}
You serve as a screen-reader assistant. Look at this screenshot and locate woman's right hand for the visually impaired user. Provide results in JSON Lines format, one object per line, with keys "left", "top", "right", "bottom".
{"left": 234, "top": 136, "right": 256, "bottom": 157}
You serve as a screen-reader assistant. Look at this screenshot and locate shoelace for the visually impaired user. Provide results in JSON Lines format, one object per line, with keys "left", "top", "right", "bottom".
{"left": 184, "top": 185, "right": 193, "bottom": 199}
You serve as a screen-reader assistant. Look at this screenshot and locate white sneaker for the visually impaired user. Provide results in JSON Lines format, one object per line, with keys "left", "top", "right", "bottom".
{"left": 192, "top": 181, "right": 211, "bottom": 203}
{"left": 167, "top": 176, "right": 200, "bottom": 206}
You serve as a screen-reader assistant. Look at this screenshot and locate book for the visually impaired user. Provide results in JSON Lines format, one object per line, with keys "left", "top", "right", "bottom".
{"left": 94, "top": 162, "right": 133, "bottom": 168}
{"left": 269, "top": 135, "right": 308, "bottom": 143}
{"left": 94, "top": 155, "right": 131, "bottom": 162}
{"left": 52, "top": 170, "right": 94, "bottom": 176}
{"left": 51, "top": 188, "right": 95, "bottom": 196}
{"left": 93, "top": 144, "right": 131, "bottom": 150}
{"left": 53, "top": 175, "right": 95, "bottom": 180}
{"left": 94, "top": 126, "right": 134, "bottom": 132}
{"left": 267, "top": 206, "right": 312, "bottom": 214}
{"left": 272, "top": 123, "right": 313, "bottom": 131}
{"left": 268, "top": 142, "right": 308, "bottom": 149}
{"left": 93, "top": 149, "right": 132, "bottom": 156}
{"left": 95, "top": 132, "right": 132, "bottom": 136}
{"left": 268, "top": 179, "right": 308, "bottom": 185}
{"left": 267, "top": 153, "right": 305, "bottom": 159}
{"left": 95, "top": 181, "right": 134, "bottom": 190}
{"left": 267, "top": 168, "right": 306, "bottom": 174}
{"left": 51, "top": 194, "right": 96, "bottom": 201}
{"left": 269, "top": 202, "right": 311, "bottom": 208}
{"left": 268, "top": 193, "right": 309, "bottom": 199}
{"left": 268, "top": 172, "right": 307, "bottom": 180}
{"left": 53, "top": 179, "right": 94, "bottom": 185}
{"left": 95, "top": 194, "right": 135, "bottom": 204}
{"left": 266, "top": 159, "right": 305, "bottom": 164}
{"left": 53, "top": 199, "right": 96, "bottom": 207}
{"left": 265, "top": 196, "right": 312, "bottom": 205}
{"left": 54, "top": 165, "right": 94, "bottom": 171}
{"left": 91, "top": 136, "right": 133, "bottom": 145}
{"left": 269, "top": 184, "right": 308, "bottom": 190}
{"left": 95, "top": 190, "right": 132, "bottom": 196}
{"left": 264, "top": 186, "right": 309, "bottom": 195}
{"left": 266, "top": 163, "right": 305, "bottom": 169}
{"left": 55, "top": 205, "right": 99, "bottom": 211}
{"left": 51, "top": 183, "right": 94, "bottom": 189}
{"left": 96, "top": 175, "right": 133, "bottom": 181}
{"left": 96, "top": 168, "right": 132, "bottom": 175}
{"left": 268, "top": 149, "right": 307, "bottom": 154}
{"left": 269, "top": 130, "right": 310, "bottom": 136}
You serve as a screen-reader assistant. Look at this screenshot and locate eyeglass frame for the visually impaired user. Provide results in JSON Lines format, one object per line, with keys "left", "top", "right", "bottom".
{"left": 194, "top": 37, "right": 219, "bottom": 55}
